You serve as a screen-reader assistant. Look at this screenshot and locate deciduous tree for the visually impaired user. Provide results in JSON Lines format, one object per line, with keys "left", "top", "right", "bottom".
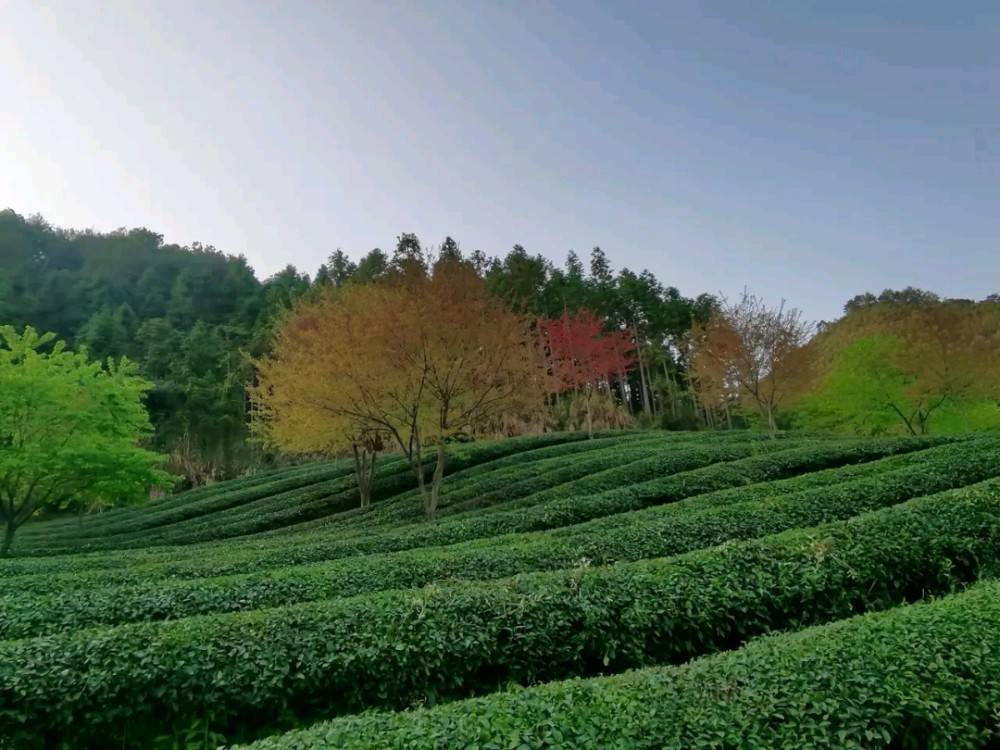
{"left": 252, "top": 263, "right": 540, "bottom": 519}
{"left": 538, "top": 309, "right": 635, "bottom": 438}
{"left": 692, "top": 290, "right": 812, "bottom": 434}
{"left": 0, "top": 326, "right": 170, "bottom": 555}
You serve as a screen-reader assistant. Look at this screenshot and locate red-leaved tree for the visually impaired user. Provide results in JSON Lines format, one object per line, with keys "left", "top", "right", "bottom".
{"left": 538, "top": 309, "right": 636, "bottom": 437}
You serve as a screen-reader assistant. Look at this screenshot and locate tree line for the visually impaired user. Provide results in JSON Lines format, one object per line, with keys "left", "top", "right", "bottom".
{"left": 2, "top": 208, "right": 998, "bottom": 524}
{"left": 0, "top": 211, "right": 721, "bottom": 484}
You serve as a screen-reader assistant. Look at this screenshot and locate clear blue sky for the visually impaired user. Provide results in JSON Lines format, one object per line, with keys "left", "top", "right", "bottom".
{"left": 1, "top": 1, "right": 997, "bottom": 321}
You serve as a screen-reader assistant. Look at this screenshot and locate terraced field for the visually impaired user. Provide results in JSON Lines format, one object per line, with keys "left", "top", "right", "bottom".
{"left": 2, "top": 430, "right": 998, "bottom": 749}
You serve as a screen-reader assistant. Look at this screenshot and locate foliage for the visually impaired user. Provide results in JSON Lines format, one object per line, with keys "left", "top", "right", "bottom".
{"left": 791, "top": 296, "right": 1000, "bottom": 435}
{"left": 690, "top": 289, "right": 812, "bottom": 432}
{"left": 0, "top": 210, "right": 303, "bottom": 483}
{"left": 11, "top": 433, "right": 594, "bottom": 557}
{"left": 253, "top": 256, "right": 542, "bottom": 518}
{"left": 538, "top": 309, "right": 635, "bottom": 437}
{"left": 242, "top": 579, "right": 1000, "bottom": 750}
{"left": 4, "top": 438, "right": 995, "bottom": 638}
{"left": 1, "top": 482, "right": 996, "bottom": 746}
{"left": 0, "top": 326, "right": 170, "bottom": 555}
{"left": 0, "top": 436, "right": 934, "bottom": 575}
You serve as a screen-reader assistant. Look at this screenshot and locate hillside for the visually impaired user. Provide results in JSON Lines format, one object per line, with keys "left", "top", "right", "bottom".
{"left": 2, "top": 430, "right": 1000, "bottom": 747}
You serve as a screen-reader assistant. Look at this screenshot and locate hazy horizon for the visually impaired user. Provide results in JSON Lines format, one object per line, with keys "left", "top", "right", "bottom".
{"left": 2, "top": 1, "right": 998, "bottom": 321}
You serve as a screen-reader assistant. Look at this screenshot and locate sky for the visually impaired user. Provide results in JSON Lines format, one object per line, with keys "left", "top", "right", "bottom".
{"left": 1, "top": 0, "right": 998, "bottom": 322}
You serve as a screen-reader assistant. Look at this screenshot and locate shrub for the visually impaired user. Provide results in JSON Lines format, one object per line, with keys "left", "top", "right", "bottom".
{"left": 0, "top": 481, "right": 995, "bottom": 746}
{"left": 18, "top": 432, "right": 603, "bottom": 555}
{"left": 0, "top": 435, "right": 944, "bottom": 582}
{"left": 3, "top": 438, "right": 996, "bottom": 632}
{"left": 240, "top": 579, "right": 1000, "bottom": 750}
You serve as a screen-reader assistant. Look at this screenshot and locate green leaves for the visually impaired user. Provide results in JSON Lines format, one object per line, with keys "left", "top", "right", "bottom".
{"left": 1, "top": 481, "right": 997, "bottom": 746}
{"left": 2, "top": 439, "right": 996, "bottom": 636}
{"left": 241, "top": 581, "right": 1000, "bottom": 750}
{"left": 0, "top": 326, "right": 171, "bottom": 554}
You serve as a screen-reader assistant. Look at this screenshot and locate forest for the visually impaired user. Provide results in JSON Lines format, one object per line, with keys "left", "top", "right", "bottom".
{"left": 2, "top": 206, "right": 998, "bottom": 497}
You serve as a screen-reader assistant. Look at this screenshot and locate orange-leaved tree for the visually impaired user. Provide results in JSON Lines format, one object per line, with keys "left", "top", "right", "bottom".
{"left": 691, "top": 290, "right": 812, "bottom": 434}
{"left": 251, "top": 259, "right": 541, "bottom": 519}
{"left": 249, "top": 280, "right": 403, "bottom": 507}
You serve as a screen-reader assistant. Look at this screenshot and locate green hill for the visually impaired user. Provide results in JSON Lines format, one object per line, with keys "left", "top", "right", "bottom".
{"left": 2, "top": 429, "right": 999, "bottom": 748}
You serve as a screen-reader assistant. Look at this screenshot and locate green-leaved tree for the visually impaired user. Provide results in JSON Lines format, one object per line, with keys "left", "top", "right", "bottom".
{"left": 0, "top": 326, "right": 171, "bottom": 555}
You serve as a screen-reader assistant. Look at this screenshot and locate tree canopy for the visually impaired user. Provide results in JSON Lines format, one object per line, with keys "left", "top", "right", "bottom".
{"left": 0, "top": 326, "right": 170, "bottom": 554}
{"left": 789, "top": 295, "right": 1000, "bottom": 435}
{"left": 252, "top": 258, "right": 541, "bottom": 518}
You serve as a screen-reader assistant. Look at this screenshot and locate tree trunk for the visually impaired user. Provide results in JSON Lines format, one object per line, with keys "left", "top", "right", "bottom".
{"left": 632, "top": 324, "right": 652, "bottom": 417}
{"left": 410, "top": 439, "right": 429, "bottom": 513}
{"left": 663, "top": 362, "right": 678, "bottom": 419}
{"left": 618, "top": 370, "right": 632, "bottom": 415}
{"left": 917, "top": 411, "right": 930, "bottom": 435}
{"left": 352, "top": 444, "right": 367, "bottom": 508}
{"left": 1, "top": 521, "right": 16, "bottom": 557}
{"left": 585, "top": 388, "right": 594, "bottom": 439}
{"left": 368, "top": 451, "right": 378, "bottom": 502}
{"left": 352, "top": 444, "right": 378, "bottom": 508}
{"left": 888, "top": 402, "right": 918, "bottom": 436}
{"left": 426, "top": 443, "right": 447, "bottom": 520}
{"left": 766, "top": 403, "right": 777, "bottom": 437}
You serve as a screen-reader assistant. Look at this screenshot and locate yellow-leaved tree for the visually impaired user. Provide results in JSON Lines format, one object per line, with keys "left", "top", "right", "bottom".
{"left": 689, "top": 290, "right": 813, "bottom": 434}
{"left": 251, "top": 257, "right": 541, "bottom": 518}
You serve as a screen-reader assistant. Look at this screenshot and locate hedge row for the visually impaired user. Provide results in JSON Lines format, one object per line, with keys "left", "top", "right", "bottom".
{"left": 268, "top": 436, "right": 943, "bottom": 560}
{"left": 434, "top": 432, "right": 803, "bottom": 522}
{"left": 18, "top": 432, "right": 602, "bottom": 553}
{"left": 0, "top": 438, "right": 905, "bottom": 592}
{"left": 313, "top": 431, "right": 780, "bottom": 535}
{"left": 1, "top": 482, "right": 995, "bottom": 746}
{"left": 20, "top": 460, "right": 368, "bottom": 545}
{"left": 254, "top": 430, "right": 651, "bottom": 538}
{"left": 554, "top": 436, "right": 988, "bottom": 537}
{"left": 311, "top": 432, "right": 698, "bottom": 533}
{"left": 21, "top": 433, "right": 599, "bottom": 555}
{"left": 266, "top": 435, "right": 828, "bottom": 545}
{"left": 133, "top": 434, "right": 641, "bottom": 548}
{"left": 15, "top": 463, "right": 413, "bottom": 556}
{"left": 3, "top": 434, "right": 821, "bottom": 570}
{"left": 25, "top": 457, "right": 341, "bottom": 534}
{"left": 6, "top": 436, "right": 672, "bottom": 582}
{"left": 0, "top": 438, "right": 950, "bottom": 597}
{"left": 242, "top": 579, "right": 1000, "bottom": 750}
{"left": 0, "top": 436, "right": 941, "bottom": 583}
{"left": 4, "top": 438, "right": 995, "bottom": 630}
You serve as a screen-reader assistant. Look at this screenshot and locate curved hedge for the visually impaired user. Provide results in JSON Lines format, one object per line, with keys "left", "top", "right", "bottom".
{"left": 267, "top": 436, "right": 942, "bottom": 560}
{"left": 0, "top": 437, "right": 957, "bottom": 597}
{"left": 22, "top": 459, "right": 339, "bottom": 535}
{"left": 308, "top": 432, "right": 702, "bottom": 533}
{"left": 1, "top": 482, "right": 995, "bottom": 746}
{"left": 4, "top": 438, "right": 997, "bottom": 633}
{"left": 18, "top": 460, "right": 359, "bottom": 543}
{"left": 245, "top": 431, "right": 648, "bottom": 539}
{"left": 12, "top": 432, "right": 635, "bottom": 558}
{"left": 308, "top": 431, "right": 784, "bottom": 535}
{"left": 0, "top": 436, "right": 942, "bottom": 583}
{"left": 241, "top": 579, "right": 1000, "bottom": 750}
{"left": 15, "top": 432, "right": 602, "bottom": 555}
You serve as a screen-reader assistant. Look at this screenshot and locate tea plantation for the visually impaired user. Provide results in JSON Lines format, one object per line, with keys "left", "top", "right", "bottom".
{"left": 2, "top": 430, "right": 999, "bottom": 748}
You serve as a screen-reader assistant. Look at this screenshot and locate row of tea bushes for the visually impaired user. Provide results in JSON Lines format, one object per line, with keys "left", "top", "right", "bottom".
{"left": 1, "top": 483, "right": 995, "bottom": 746}
{"left": 0, "top": 436, "right": 943, "bottom": 582}
{"left": 242, "top": 579, "right": 1000, "bottom": 750}
{"left": 4, "top": 439, "right": 996, "bottom": 632}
